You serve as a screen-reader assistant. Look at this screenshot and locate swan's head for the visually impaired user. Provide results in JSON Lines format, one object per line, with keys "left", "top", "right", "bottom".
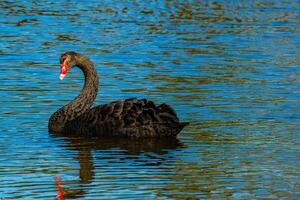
{"left": 59, "top": 51, "right": 78, "bottom": 80}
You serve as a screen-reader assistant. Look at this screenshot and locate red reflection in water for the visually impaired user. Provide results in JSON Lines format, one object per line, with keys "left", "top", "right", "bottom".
{"left": 54, "top": 176, "right": 64, "bottom": 200}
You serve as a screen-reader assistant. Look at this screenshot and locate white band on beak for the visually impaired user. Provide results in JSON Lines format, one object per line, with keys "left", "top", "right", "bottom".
{"left": 59, "top": 73, "right": 66, "bottom": 80}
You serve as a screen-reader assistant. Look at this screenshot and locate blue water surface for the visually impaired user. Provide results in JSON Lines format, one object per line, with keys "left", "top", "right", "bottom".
{"left": 0, "top": 0, "right": 299, "bottom": 199}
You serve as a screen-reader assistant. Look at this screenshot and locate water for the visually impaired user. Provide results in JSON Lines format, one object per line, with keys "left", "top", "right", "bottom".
{"left": 0, "top": 0, "right": 299, "bottom": 199}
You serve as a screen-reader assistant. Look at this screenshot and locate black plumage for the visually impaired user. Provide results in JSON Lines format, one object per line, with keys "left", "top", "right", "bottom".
{"left": 48, "top": 52, "right": 188, "bottom": 138}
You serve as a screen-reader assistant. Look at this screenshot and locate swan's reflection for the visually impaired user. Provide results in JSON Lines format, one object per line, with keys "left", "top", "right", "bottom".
{"left": 51, "top": 135, "right": 184, "bottom": 198}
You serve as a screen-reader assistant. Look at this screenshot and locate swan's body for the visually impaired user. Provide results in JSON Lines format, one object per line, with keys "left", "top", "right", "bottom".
{"left": 48, "top": 52, "right": 188, "bottom": 138}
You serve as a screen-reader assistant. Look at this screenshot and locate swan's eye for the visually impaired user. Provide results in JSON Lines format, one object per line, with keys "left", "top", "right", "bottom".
{"left": 60, "top": 56, "right": 66, "bottom": 64}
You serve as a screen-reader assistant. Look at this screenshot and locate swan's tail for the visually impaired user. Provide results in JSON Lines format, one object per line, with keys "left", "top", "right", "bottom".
{"left": 177, "top": 122, "right": 189, "bottom": 133}
{"left": 180, "top": 122, "right": 189, "bottom": 127}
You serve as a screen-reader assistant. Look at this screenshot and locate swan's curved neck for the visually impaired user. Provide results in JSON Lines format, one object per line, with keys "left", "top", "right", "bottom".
{"left": 67, "top": 57, "right": 98, "bottom": 115}
{"left": 49, "top": 56, "right": 98, "bottom": 133}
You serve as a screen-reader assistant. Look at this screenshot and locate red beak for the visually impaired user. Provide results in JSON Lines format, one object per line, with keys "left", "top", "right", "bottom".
{"left": 59, "top": 60, "right": 68, "bottom": 80}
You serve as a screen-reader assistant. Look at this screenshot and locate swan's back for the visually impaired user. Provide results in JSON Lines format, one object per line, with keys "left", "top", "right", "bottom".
{"left": 64, "top": 98, "right": 188, "bottom": 138}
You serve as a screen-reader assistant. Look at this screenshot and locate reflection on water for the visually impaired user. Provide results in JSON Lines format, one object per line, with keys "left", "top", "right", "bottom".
{"left": 0, "top": 0, "right": 299, "bottom": 199}
{"left": 50, "top": 135, "right": 183, "bottom": 199}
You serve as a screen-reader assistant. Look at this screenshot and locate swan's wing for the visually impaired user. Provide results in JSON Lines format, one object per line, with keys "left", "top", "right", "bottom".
{"left": 64, "top": 98, "right": 183, "bottom": 136}
{"left": 94, "top": 98, "right": 180, "bottom": 126}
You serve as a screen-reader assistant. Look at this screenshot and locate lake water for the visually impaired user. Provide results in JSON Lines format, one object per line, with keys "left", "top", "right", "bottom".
{"left": 0, "top": 0, "right": 299, "bottom": 199}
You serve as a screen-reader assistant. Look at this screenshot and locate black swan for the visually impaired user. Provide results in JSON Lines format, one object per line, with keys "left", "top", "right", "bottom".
{"left": 48, "top": 51, "right": 188, "bottom": 137}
